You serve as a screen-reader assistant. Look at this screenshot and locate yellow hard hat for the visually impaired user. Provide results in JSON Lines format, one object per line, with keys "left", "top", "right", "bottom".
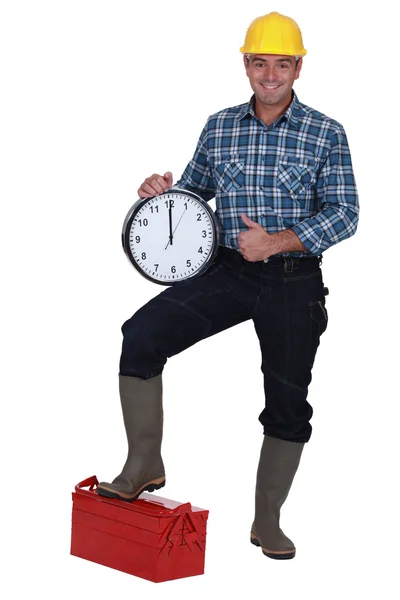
{"left": 240, "top": 12, "right": 307, "bottom": 57}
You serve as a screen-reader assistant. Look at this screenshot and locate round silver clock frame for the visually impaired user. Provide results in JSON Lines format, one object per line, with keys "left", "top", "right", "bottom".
{"left": 122, "top": 187, "right": 220, "bottom": 285}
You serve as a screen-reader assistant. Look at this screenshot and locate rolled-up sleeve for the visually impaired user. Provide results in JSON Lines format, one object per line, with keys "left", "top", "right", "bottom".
{"left": 175, "top": 121, "right": 216, "bottom": 201}
{"left": 292, "top": 126, "right": 359, "bottom": 255}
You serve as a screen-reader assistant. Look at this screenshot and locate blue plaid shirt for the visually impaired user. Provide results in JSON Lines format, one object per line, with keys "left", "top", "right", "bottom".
{"left": 175, "top": 92, "right": 359, "bottom": 256}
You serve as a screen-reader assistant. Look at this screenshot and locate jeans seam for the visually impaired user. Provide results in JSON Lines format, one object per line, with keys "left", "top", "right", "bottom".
{"left": 159, "top": 296, "right": 212, "bottom": 336}
{"left": 265, "top": 365, "right": 307, "bottom": 393}
{"left": 284, "top": 271, "right": 321, "bottom": 282}
{"left": 283, "top": 273, "right": 290, "bottom": 379}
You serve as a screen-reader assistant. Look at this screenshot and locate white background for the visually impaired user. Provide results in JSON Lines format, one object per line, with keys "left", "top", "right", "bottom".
{"left": 1, "top": 0, "right": 399, "bottom": 598}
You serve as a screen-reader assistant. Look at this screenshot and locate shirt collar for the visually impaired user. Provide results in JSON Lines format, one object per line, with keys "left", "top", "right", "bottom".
{"left": 236, "top": 91, "right": 305, "bottom": 129}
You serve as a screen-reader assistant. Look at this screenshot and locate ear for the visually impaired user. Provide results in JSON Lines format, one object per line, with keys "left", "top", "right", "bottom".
{"left": 294, "top": 57, "right": 303, "bottom": 81}
{"left": 243, "top": 54, "right": 250, "bottom": 76}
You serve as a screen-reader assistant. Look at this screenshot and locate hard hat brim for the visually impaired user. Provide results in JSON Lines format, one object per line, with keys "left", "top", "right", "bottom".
{"left": 240, "top": 47, "right": 307, "bottom": 56}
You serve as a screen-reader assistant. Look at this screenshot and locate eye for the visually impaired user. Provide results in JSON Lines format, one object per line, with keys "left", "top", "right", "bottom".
{"left": 278, "top": 64, "right": 289, "bottom": 69}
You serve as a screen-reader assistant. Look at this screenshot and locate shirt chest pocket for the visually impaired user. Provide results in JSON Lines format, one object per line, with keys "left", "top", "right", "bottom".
{"left": 215, "top": 156, "right": 245, "bottom": 192}
{"left": 277, "top": 155, "right": 317, "bottom": 200}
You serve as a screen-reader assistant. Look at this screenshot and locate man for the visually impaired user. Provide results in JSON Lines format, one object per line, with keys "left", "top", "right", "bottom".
{"left": 96, "top": 12, "right": 359, "bottom": 560}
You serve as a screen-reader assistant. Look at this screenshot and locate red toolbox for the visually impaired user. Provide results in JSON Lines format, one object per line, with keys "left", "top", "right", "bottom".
{"left": 70, "top": 476, "right": 209, "bottom": 583}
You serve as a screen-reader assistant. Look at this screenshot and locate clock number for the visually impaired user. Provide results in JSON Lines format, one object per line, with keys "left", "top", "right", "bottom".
{"left": 150, "top": 206, "right": 159, "bottom": 214}
{"left": 198, "top": 247, "right": 203, "bottom": 254}
{"left": 135, "top": 236, "right": 140, "bottom": 243}
{"left": 154, "top": 264, "right": 159, "bottom": 272}
{"left": 138, "top": 218, "right": 148, "bottom": 227}
{"left": 165, "top": 200, "right": 175, "bottom": 208}
{"left": 171, "top": 266, "right": 176, "bottom": 273}
{"left": 141, "top": 252, "right": 146, "bottom": 260}
{"left": 202, "top": 230, "right": 206, "bottom": 238}
{"left": 197, "top": 213, "right": 201, "bottom": 221}
{"left": 184, "top": 202, "right": 188, "bottom": 210}
{"left": 186, "top": 259, "right": 191, "bottom": 267}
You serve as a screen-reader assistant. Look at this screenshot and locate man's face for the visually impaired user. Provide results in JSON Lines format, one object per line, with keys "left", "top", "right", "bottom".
{"left": 244, "top": 54, "right": 302, "bottom": 108}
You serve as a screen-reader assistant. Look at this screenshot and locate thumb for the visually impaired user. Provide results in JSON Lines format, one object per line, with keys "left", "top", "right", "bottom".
{"left": 241, "top": 213, "right": 260, "bottom": 228}
{"left": 164, "top": 171, "right": 173, "bottom": 187}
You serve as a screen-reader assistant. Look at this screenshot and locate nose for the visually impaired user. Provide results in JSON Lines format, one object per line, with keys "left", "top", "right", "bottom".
{"left": 264, "top": 65, "right": 277, "bottom": 81}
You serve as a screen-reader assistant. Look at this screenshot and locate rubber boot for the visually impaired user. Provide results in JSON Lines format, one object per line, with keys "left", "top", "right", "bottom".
{"left": 96, "top": 374, "right": 165, "bottom": 502}
{"left": 250, "top": 436, "right": 304, "bottom": 559}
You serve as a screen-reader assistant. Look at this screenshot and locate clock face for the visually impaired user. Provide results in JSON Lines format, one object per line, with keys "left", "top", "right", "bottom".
{"left": 122, "top": 189, "right": 219, "bottom": 285}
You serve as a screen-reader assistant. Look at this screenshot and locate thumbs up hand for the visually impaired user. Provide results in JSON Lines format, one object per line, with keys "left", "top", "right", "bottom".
{"left": 238, "top": 214, "right": 307, "bottom": 261}
{"left": 241, "top": 214, "right": 263, "bottom": 231}
{"left": 238, "top": 213, "right": 275, "bottom": 262}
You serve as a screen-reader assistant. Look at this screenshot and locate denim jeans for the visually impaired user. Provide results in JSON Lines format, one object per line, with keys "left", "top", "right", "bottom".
{"left": 119, "top": 246, "right": 328, "bottom": 443}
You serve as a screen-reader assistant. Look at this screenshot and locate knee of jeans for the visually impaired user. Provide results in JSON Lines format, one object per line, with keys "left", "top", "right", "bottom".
{"left": 121, "top": 313, "right": 154, "bottom": 359}
{"left": 120, "top": 309, "right": 166, "bottom": 377}
{"left": 121, "top": 313, "right": 141, "bottom": 341}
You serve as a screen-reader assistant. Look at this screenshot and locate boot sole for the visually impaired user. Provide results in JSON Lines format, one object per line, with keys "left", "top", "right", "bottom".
{"left": 250, "top": 533, "right": 296, "bottom": 560}
{"left": 95, "top": 476, "right": 166, "bottom": 502}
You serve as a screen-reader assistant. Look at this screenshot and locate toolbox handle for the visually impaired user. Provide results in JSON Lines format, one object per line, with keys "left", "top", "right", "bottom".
{"left": 74, "top": 476, "right": 199, "bottom": 517}
{"left": 75, "top": 475, "right": 99, "bottom": 498}
{"left": 169, "top": 502, "right": 192, "bottom": 515}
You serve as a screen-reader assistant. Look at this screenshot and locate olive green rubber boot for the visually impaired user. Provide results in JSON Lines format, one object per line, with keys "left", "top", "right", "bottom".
{"left": 250, "top": 436, "right": 304, "bottom": 559}
{"left": 96, "top": 374, "right": 165, "bottom": 502}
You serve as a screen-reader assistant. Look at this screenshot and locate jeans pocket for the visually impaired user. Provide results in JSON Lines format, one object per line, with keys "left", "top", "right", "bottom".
{"left": 309, "top": 300, "right": 328, "bottom": 335}
{"left": 206, "top": 262, "right": 224, "bottom": 277}
{"left": 308, "top": 299, "right": 328, "bottom": 368}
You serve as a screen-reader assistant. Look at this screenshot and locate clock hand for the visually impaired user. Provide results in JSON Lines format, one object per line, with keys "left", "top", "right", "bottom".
{"left": 164, "top": 205, "right": 174, "bottom": 250}
{"left": 169, "top": 205, "right": 173, "bottom": 246}
{"left": 165, "top": 205, "right": 186, "bottom": 249}
{"left": 171, "top": 207, "right": 186, "bottom": 236}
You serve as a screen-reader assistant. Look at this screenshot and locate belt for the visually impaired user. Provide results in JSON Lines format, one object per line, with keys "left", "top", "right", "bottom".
{"left": 216, "top": 246, "right": 322, "bottom": 274}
